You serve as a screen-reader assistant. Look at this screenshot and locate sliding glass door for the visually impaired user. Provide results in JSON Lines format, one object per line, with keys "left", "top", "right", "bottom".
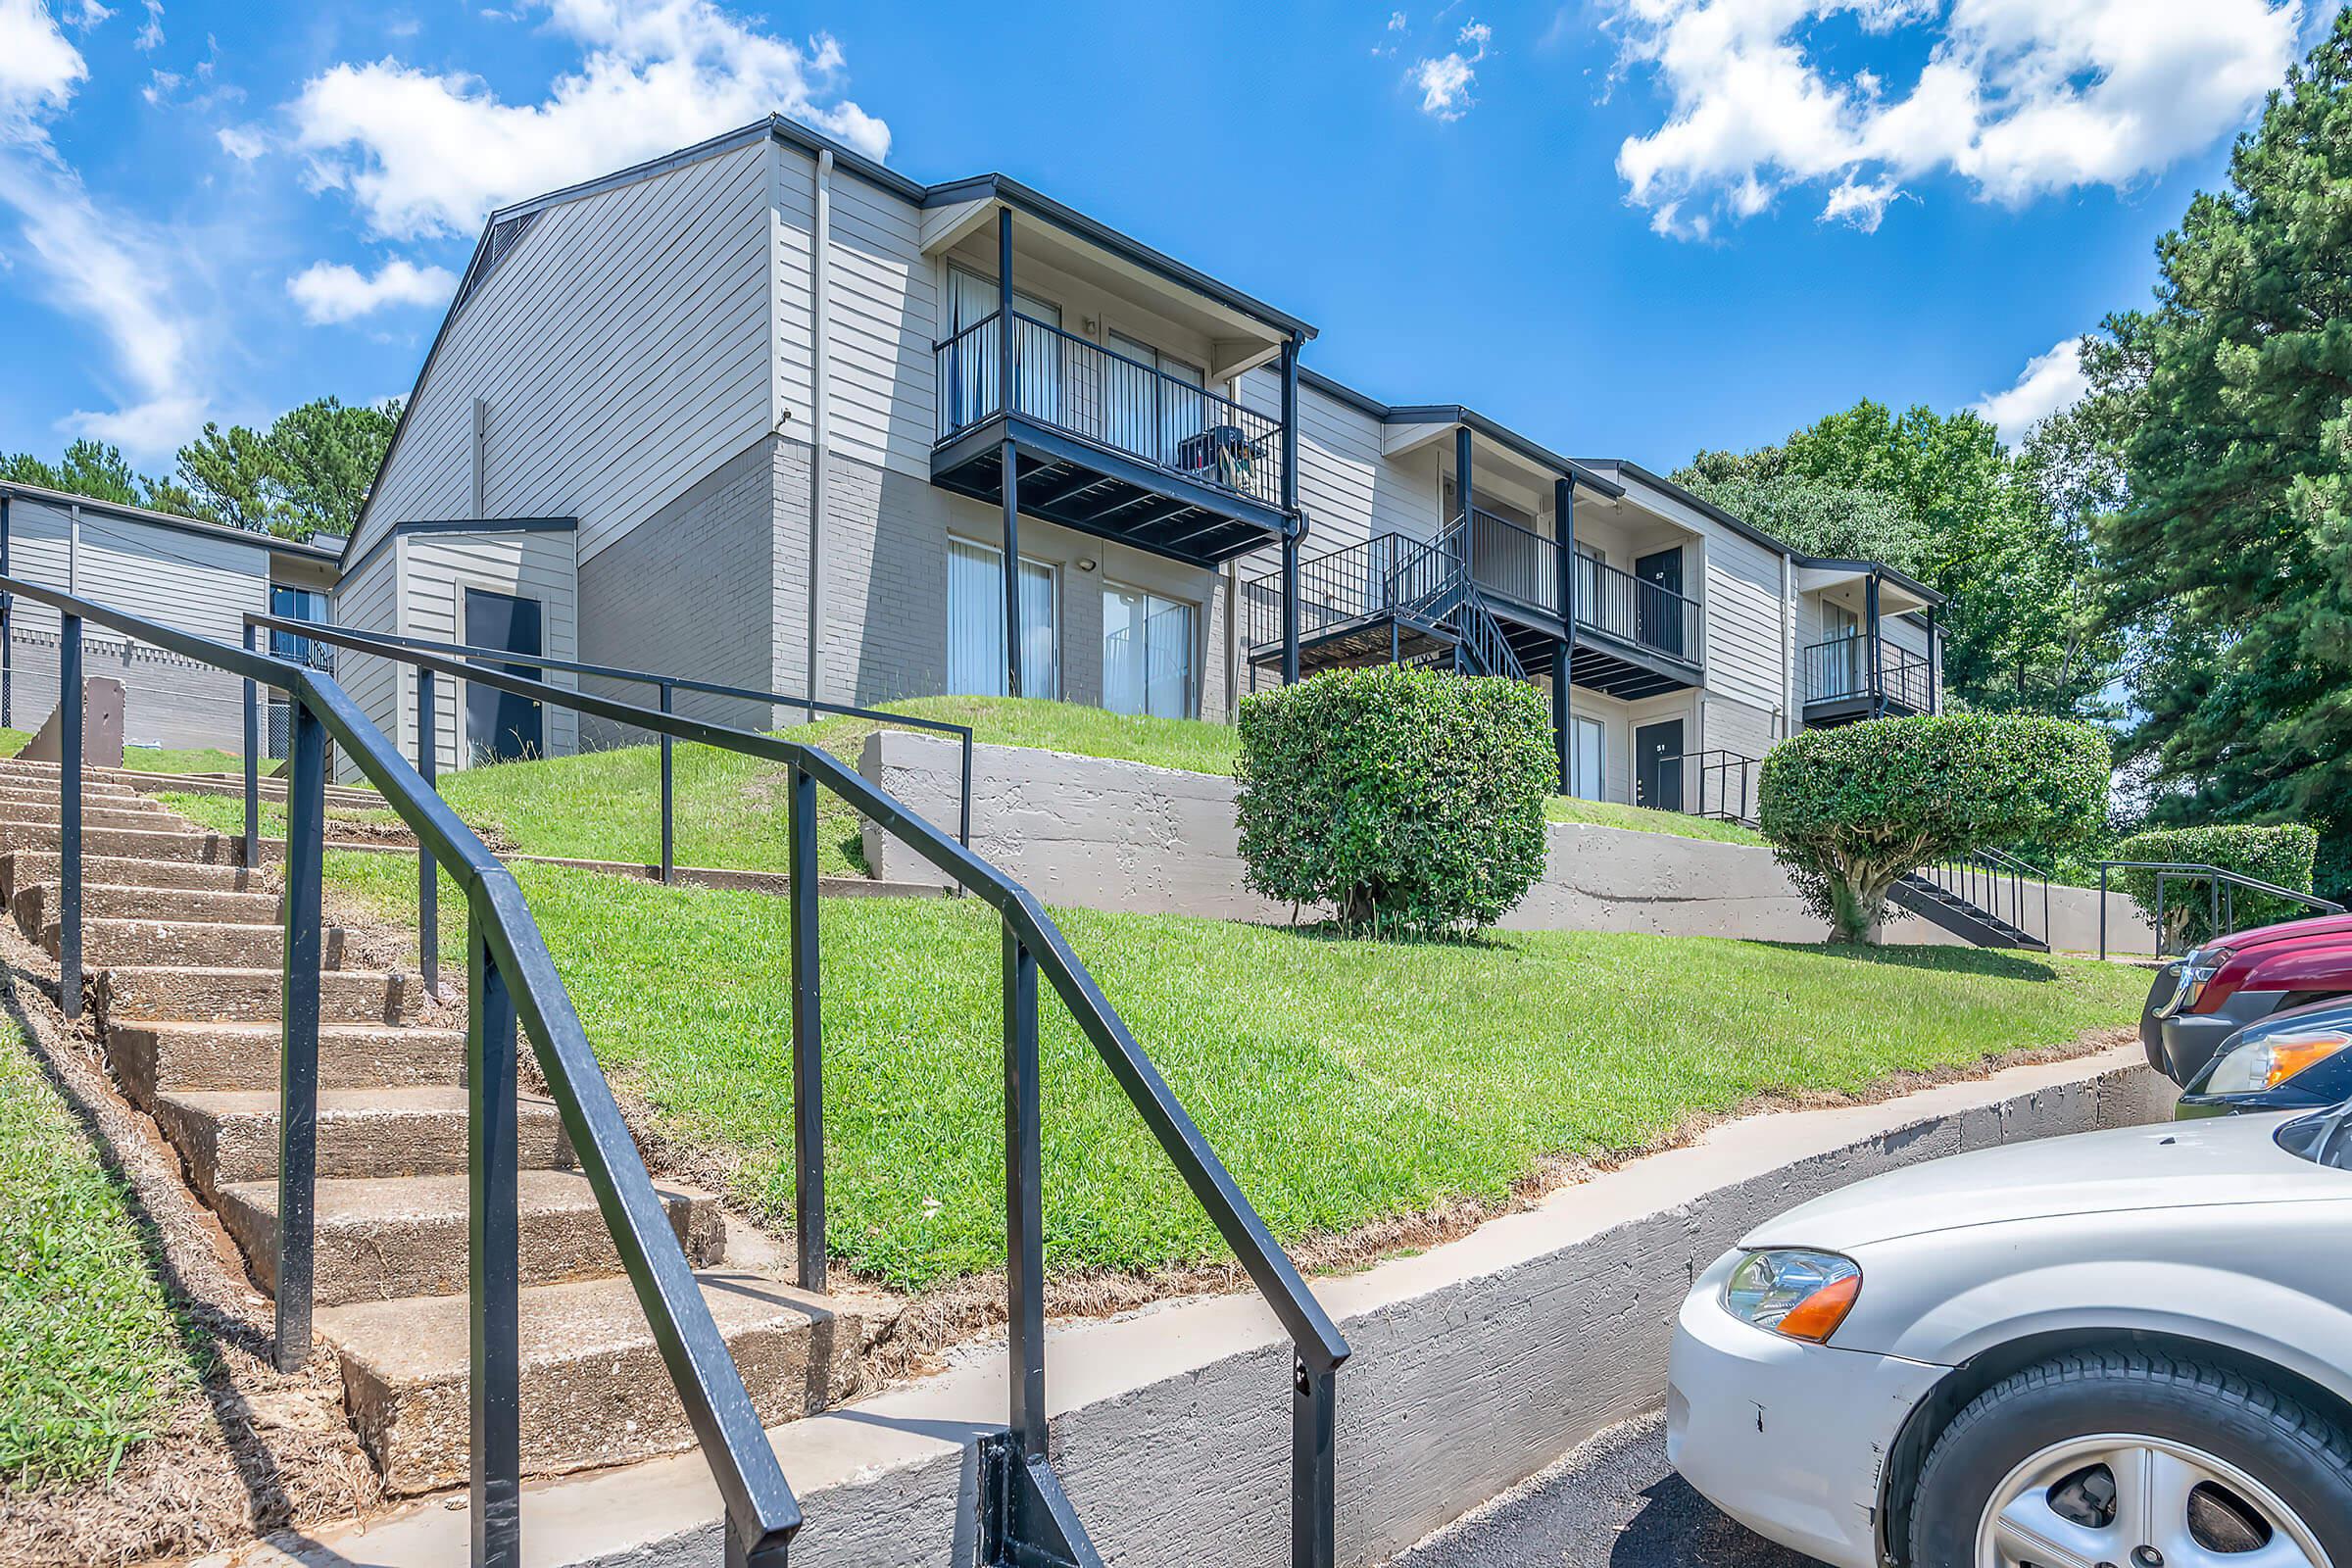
{"left": 1102, "top": 585, "right": 1196, "bottom": 718}
{"left": 948, "top": 539, "right": 1059, "bottom": 699}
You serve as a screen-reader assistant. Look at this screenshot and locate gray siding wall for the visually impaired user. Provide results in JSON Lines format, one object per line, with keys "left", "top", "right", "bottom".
{"left": 577, "top": 437, "right": 782, "bottom": 747}
{"left": 329, "top": 542, "right": 401, "bottom": 784}
{"left": 355, "top": 138, "right": 774, "bottom": 572}
{"left": 402, "top": 531, "right": 580, "bottom": 769}
{"left": 7, "top": 625, "right": 245, "bottom": 751}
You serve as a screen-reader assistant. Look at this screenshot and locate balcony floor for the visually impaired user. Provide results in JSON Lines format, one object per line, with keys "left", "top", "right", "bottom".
{"left": 933, "top": 416, "right": 1289, "bottom": 568}
{"left": 1802, "top": 692, "right": 1926, "bottom": 726}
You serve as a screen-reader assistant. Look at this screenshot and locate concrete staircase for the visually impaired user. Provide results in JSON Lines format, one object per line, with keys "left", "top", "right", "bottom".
{"left": 0, "top": 759, "right": 882, "bottom": 1495}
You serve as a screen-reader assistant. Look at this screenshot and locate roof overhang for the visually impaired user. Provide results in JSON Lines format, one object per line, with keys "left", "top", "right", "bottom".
{"left": 0, "top": 481, "right": 344, "bottom": 563}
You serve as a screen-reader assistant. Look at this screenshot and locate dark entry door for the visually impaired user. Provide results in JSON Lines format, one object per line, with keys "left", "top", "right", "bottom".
{"left": 1634, "top": 719, "right": 1684, "bottom": 811}
{"left": 464, "top": 587, "right": 544, "bottom": 762}
{"left": 1635, "top": 546, "right": 1685, "bottom": 658}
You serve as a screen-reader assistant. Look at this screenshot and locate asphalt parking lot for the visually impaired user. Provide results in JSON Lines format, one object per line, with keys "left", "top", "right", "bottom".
{"left": 1387, "top": 1412, "right": 1820, "bottom": 1568}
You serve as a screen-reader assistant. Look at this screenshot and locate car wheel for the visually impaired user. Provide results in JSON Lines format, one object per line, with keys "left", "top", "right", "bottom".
{"left": 1908, "top": 1350, "right": 2352, "bottom": 1568}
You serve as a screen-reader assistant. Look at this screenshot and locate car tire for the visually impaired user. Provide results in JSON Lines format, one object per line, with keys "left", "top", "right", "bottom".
{"left": 1907, "top": 1349, "right": 2352, "bottom": 1567}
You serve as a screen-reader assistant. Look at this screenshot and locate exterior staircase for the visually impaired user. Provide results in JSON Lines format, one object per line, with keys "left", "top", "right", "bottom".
{"left": 1889, "top": 869, "right": 2049, "bottom": 951}
{"left": 0, "top": 758, "right": 883, "bottom": 1496}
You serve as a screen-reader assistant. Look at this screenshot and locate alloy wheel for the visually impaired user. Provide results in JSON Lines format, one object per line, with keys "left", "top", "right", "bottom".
{"left": 1977, "top": 1433, "right": 2332, "bottom": 1568}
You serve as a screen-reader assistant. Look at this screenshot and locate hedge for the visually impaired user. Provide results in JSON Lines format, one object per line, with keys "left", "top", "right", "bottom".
{"left": 1758, "top": 712, "right": 2110, "bottom": 945}
{"left": 2111, "top": 822, "right": 2321, "bottom": 946}
{"left": 1235, "top": 665, "right": 1553, "bottom": 937}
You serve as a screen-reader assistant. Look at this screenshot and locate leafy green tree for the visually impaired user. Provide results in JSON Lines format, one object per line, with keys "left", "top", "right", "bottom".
{"left": 1, "top": 439, "right": 158, "bottom": 509}
{"left": 2094, "top": 12, "right": 2352, "bottom": 899}
{"left": 173, "top": 397, "right": 399, "bottom": 539}
{"left": 1672, "top": 467, "right": 1929, "bottom": 578}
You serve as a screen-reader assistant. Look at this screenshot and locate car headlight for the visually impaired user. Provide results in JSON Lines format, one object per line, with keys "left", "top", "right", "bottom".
{"left": 2203, "top": 1024, "right": 2352, "bottom": 1095}
{"left": 1722, "top": 1250, "right": 1862, "bottom": 1343}
{"left": 2167, "top": 946, "right": 2235, "bottom": 1015}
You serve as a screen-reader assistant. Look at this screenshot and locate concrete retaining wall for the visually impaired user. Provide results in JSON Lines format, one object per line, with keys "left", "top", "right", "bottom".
{"left": 860, "top": 732, "right": 2157, "bottom": 955}
{"left": 225, "top": 1050, "right": 2175, "bottom": 1568}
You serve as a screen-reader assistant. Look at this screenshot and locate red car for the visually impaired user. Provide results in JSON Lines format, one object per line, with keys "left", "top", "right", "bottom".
{"left": 2143, "top": 911, "right": 2352, "bottom": 1083}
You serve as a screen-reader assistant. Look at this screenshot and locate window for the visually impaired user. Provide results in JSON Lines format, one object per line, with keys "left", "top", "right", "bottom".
{"left": 1102, "top": 586, "right": 1196, "bottom": 718}
{"left": 270, "top": 585, "right": 329, "bottom": 663}
{"left": 1572, "top": 716, "right": 1604, "bottom": 801}
{"left": 1104, "top": 329, "right": 1207, "bottom": 469}
{"left": 948, "top": 539, "right": 1058, "bottom": 699}
{"left": 947, "top": 266, "right": 1061, "bottom": 426}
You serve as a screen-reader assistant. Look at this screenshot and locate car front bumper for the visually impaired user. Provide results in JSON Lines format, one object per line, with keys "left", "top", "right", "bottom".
{"left": 1667, "top": 1250, "right": 1947, "bottom": 1568}
{"left": 2160, "top": 988, "right": 2288, "bottom": 1083}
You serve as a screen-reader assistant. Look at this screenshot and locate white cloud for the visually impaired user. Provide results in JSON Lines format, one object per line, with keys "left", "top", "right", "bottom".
{"left": 287, "top": 256, "right": 458, "bottom": 324}
{"left": 65, "top": 0, "right": 111, "bottom": 28}
{"left": 1414, "top": 19, "right": 1492, "bottom": 122}
{"left": 1610, "top": 0, "right": 2302, "bottom": 239}
{"left": 133, "top": 0, "right": 160, "bottom": 49}
{"left": 0, "top": 0, "right": 214, "bottom": 458}
{"left": 217, "top": 122, "right": 265, "bottom": 160}
{"left": 293, "top": 0, "right": 890, "bottom": 241}
{"left": 1974, "top": 336, "right": 2090, "bottom": 440}
{"left": 0, "top": 0, "right": 88, "bottom": 129}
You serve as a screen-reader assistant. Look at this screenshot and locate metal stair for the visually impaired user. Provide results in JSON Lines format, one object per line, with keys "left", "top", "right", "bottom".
{"left": 1889, "top": 864, "right": 2050, "bottom": 952}
{"left": 1388, "top": 524, "right": 1529, "bottom": 682}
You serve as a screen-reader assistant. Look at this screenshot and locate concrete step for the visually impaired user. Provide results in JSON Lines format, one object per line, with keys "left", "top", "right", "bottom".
{"left": 0, "top": 779, "right": 144, "bottom": 804}
{"left": 0, "top": 803, "right": 182, "bottom": 833}
{"left": 95, "top": 965, "right": 425, "bottom": 1026}
{"left": 153, "top": 1086, "right": 573, "bottom": 1200}
{"left": 108, "top": 1020, "right": 466, "bottom": 1104}
{"left": 46, "top": 916, "right": 351, "bottom": 971}
{"left": 3, "top": 851, "right": 267, "bottom": 903}
{"left": 215, "top": 1169, "right": 726, "bottom": 1307}
{"left": 321, "top": 1270, "right": 879, "bottom": 1494}
{"left": 0, "top": 819, "right": 236, "bottom": 863}
{"left": 14, "top": 880, "right": 280, "bottom": 941}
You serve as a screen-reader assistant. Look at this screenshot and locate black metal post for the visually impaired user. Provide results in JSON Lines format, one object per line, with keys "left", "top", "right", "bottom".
{"left": 469, "top": 914, "right": 522, "bottom": 1567}
{"left": 1002, "top": 439, "right": 1023, "bottom": 700}
{"left": 58, "top": 613, "right": 81, "bottom": 1020}
{"left": 2156, "top": 874, "right": 2169, "bottom": 958}
{"left": 274, "top": 695, "right": 325, "bottom": 1373}
{"left": 416, "top": 668, "right": 439, "bottom": 998}
{"left": 1003, "top": 920, "right": 1046, "bottom": 1458}
{"left": 243, "top": 622, "right": 261, "bottom": 872}
{"left": 1294, "top": 1356, "right": 1338, "bottom": 1568}
{"left": 1926, "top": 604, "right": 1939, "bottom": 714}
{"left": 1865, "top": 573, "right": 1883, "bottom": 716}
{"left": 2099, "top": 865, "right": 2109, "bottom": 961}
{"left": 660, "top": 681, "right": 676, "bottom": 885}
{"left": 1454, "top": 425, "right": 1474, "bottom": 531}
{"left": 997, "top": 208, "right": 1015, "bottom": 419}
{"left": 788, "top": 761, "right": 825, "bottom": 1293}
{"left": 1281, "top": 533, "right": 1300, "bottom": 684}
{"left": 2210, "top": 874, "right": 2221, "bottom": 945}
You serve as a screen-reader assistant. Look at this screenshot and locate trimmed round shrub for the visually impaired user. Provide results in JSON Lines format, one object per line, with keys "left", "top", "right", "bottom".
{"left": 1758, "top": 712, "right": 2110, "bottom": 945}
{"left": 1236, "top": 665, "right": 1552, "bottom": 937}
{"left": 2111, "top": 822, "right": 2321, "bottom": 947}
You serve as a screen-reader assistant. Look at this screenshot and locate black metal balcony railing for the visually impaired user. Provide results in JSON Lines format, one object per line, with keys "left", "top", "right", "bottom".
{"left": 1243, "top": 515, "right": 1703, "bottom": 673}
{"left": 1801, "top": 634, "right": 1932, "bottom": 710}
{"left": 934, "top": 311, "right": 1287, "bottom": 513}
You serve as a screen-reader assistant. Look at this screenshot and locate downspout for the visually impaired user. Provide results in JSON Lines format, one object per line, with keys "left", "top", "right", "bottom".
{"left": 808, "top": 148, "right": 834, "bottom": 710}
{"left": 1778, "top": 549, "right": 1792, "bottom": 739}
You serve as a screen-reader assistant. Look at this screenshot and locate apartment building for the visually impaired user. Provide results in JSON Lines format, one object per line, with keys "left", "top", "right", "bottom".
{"left": 334, "top": 116, "right": 1941, "bottom": 810}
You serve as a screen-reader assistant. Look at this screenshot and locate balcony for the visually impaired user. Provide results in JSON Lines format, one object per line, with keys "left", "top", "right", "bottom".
{"left": 1800, "top": 634, "right": 1932, "bottom": 724}
{"left": 931, "top": 311, "right": 1291, "bottom": 567}
{"left": 1241, "top": 512, "right": 1704, "bottom": 696}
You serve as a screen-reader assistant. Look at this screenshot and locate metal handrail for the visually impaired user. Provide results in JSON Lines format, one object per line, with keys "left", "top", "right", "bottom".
{"left": 2095, "top": 859, "right": 2346, "bottom": 960}
{"left": 8, "top": 575, "right": 802, "bottom": 1566}
{"left": 1915, "top": 848, "right": 2050, "bottom": 948}
{"left": 933, "top": 309, "right": 1287, "bottom": 512}
{"left": 1655, "top": 750, "right": 1760, "bottom": 824}
{"left": 1800, "top": 634, "right": 1931, "bottom": 711}
{"left": 243, "top": 611, "right": 977, "bottom": 922}
{"left": 201, "top": 608, "right": 1349, "bottom": 1561}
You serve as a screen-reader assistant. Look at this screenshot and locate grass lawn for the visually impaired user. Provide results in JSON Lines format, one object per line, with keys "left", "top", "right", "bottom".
{"left": 318, "top": 852, "right": 2146, "bottom": 1293}
{"left": 119, "top": 744, "right": 247, "bottom": 774}
{"left": 0, "top": 1024, "right": 199, "bottom": 1489}
{"left": 159, "top": 695, "right": 1766, "bottom": 876}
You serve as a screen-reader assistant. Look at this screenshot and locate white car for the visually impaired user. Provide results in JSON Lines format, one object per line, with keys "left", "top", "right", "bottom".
{"left": 1668, "top": 1106, "right": 2352, "bottom": 1568}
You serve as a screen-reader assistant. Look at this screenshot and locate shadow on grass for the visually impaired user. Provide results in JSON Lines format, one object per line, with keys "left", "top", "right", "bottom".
{"left": 1749, "top": 940, "right": 2064, "bottom": 982}
{"left": 1, "top": 966, "right": 298, "bottom": 1528}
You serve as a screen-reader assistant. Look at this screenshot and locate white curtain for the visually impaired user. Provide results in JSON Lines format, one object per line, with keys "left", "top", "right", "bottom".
{"left": 1102, "top": 586, "right": 1194, "bottom": 718}
{"left": 946, "top": 268, "right": 1062, "bottom": 429}
{"left": 949, "top": 539, "right": 1057, "bottom": 698}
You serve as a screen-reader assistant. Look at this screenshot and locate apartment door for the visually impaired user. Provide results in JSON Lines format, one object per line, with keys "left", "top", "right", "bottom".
{"left": 1634, "top": 718, "right": 1683, "bottom": 811}
{"left": 463, "top": 587, "right": 544, "bottom": 763}
{"left": 1635, "top": 546, "right": 1685, "bottom": 658}
{"left": 1571, "top": 715, "right": 1604, "bottom": 801}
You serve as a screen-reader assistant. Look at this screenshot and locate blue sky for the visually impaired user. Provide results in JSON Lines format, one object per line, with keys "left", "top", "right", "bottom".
{"left": 0, "top": 0, "right": 2330, "bottom": 477}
